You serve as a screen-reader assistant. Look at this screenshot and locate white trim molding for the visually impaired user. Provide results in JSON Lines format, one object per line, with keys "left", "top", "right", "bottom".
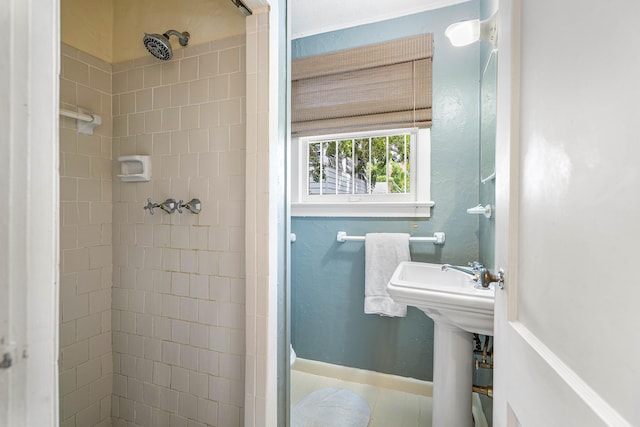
{"left": 0, "top": 0, "right": 59, "bottom": 425}
{"left": 508, "top": 322, "right": 632, "bottom": 426}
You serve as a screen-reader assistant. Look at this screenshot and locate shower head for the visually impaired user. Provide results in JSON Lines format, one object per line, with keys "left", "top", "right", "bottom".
{"left": 143, "top": 30, "right": 190, "bottom": 61}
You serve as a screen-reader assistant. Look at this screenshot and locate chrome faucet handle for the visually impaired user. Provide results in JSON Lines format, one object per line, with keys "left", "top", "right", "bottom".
{"left": 159, "top": 198, "right": 177, "bottom": 214}
{"left": 175, "top": 200, "right": 184, "bottom": 214}
{"left": 143, "top": 198, "right": 160, "bottom": 215}
{"left": 468, "top": 261, "right": 484, "bottom": 271}
{"left": 181, "top": 198, "right": 201, "bottom": 214}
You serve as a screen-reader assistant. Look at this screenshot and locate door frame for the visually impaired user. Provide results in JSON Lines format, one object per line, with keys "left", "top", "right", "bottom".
{"left": 0, "top": 0, "right": 60, "bottom": 425}
{"left": 492, "top": 0, "right": 521, "bottom": 423}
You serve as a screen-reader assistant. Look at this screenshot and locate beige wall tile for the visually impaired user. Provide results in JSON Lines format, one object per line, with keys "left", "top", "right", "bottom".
{"left": 77, "top": 134, "right": 102, "bottom": 156}
{"left": 180, "top": 250, "right": 198, "bottom": 273}
{"left": 219, "top": 97, "right": 242, "bottom": 126}
{"left": 162, "top": 61, "right": 180, "bottom": 85}
{"left": 127, "top": 68, "right": 144, "bottom": 91}
{"left": 190, "top": 274, "right": 209, "bottom": 299}
{"left": 153, "top": 85, "right": 171, "bottom": 109}
{"left": 189, "top": 79, "right": 209, "bottom": 104}
{"left": 210, "top": 75, "right": 229, "bottom": 101}
{"left": 144, "top": 64, "right": 162, "bottom": 88}
{"left": 90, "top": 67, "right": 112, "bottom": 94}
{"left": 63, "top": 56, "right": 90, "bottom": 86}
{"left": 144, "top": 110, "right": 162, "bottom": 134}
{"left": 180, "top": 56, "right": 199, "bottom": 82}
{"left": 162, "top": 107, "right": 180, "bottom": 132}
{"left": 171, "top": 82, "right": 190, "bottom": 107}
{"left": 62, "top": 153, "right": 90, "bottom": 178}
{"left": 112, "top": 71, "right": 128, "bottom": 95}
{"left": 60, "top": 78, "right": 78, "bottom": 105}
{"left": 77, "top": 270, "right": 102, "bottom": 296}
{"left": 77, "top": 85, "right": 102, "bottom": 114}
{"left": 65, "top": 36, "right": 248, "bottom": 427}
{"left": 113, "top": 115, "right": 128, "bottom": 137}
{"left": 180, "top": 105, "right": 200, "bottom": 129}
{"left": 89, "top": 289, "right": 111, "bottom": 315}
{"left": 62, "top": 340, "right": 89, "bottom": 370}
{"left": 119, "top": 93, "right": 135, "bottom": 115}
{"left": 199, "top": 102, "right": 220, "bottom": 128}
{"left": 199, "top": 52, "right": 219, "bottom": 78}
{"left": 128, "top": 112, "right": 145, "bottom": 135}
{"left": 136, "top": 88, "right": 153, "bottom": 112}
{"left": 219, "top": 48, "right": 240, "bottom": 75}
{"left": 229, "top": 73, "right": 245, "bottom": 98}
{"left": 76, "top": 357, "right": 102, "bottom": 388}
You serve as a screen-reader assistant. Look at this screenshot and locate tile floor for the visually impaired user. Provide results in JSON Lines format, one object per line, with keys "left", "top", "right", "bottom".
{"left": 291, "top": 369, "right": 433, "bottom": 427}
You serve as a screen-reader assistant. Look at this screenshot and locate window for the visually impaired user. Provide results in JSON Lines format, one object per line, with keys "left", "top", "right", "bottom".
{"left": 290, "top": 33, "right": 434, "bottom": 217}
{"left": 291, "top": 128, "right": 433, "bottom": 217}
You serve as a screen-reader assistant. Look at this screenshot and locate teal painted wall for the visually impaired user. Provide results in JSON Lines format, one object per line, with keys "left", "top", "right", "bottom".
{"left": 291, "top": 1, "right": 482, "bottom": 381}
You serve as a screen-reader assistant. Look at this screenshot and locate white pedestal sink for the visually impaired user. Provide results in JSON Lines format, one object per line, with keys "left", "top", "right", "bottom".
{"left": 387, "top": 261, "right": 495, "bottom": 427}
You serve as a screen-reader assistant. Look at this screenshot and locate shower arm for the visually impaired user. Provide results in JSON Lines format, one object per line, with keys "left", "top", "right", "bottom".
{"left": 163, "top": 30, "right": 190, "bottom": 46}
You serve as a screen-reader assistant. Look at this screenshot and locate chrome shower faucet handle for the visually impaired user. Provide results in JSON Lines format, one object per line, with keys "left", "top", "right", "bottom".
{"left": 143, "top": 198, "right": 160, "bottom": 215}
{"left": 180, "top": 198, "right": 201, "bottom": 214}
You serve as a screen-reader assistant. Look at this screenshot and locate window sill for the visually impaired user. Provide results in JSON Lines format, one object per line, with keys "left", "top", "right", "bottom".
{"left": 291, "top": 201, "right": 435, "bottom": 218}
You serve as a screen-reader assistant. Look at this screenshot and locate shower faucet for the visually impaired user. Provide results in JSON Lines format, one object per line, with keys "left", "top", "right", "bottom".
{"left": 144, "top": 197, "right": 202, "bottom": 215}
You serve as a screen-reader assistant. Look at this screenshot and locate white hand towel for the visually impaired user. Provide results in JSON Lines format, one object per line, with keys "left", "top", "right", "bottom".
{"left": 364, "top": 233, "right": 410, "bottom": 317}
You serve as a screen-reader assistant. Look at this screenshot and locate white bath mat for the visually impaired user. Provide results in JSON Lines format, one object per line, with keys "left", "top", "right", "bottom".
{"left": 291, "top": 387, "right": 371, "bottom": 427}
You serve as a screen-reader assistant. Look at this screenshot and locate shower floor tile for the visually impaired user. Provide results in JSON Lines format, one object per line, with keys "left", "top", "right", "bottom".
{"left": 291, "top": 369, "right": 433, "bottom": 427}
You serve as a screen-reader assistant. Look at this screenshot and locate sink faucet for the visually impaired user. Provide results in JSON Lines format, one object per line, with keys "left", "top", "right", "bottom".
{"left": 442, "top": 262, "right": 495, "bottom": 289}
{"left": 441, "top": 263, "right": 477, "bottom": 277}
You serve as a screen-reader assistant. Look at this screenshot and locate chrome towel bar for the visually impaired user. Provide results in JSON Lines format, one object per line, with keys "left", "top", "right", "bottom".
{"left": 59, "top": 108, "right": 102, "bottom": 135}
{"left": 336, "top": 231, "right": 445, "bottom": 245}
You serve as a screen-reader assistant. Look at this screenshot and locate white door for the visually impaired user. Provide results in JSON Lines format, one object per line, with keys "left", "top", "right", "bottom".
{"left": 0, "top": 0, "right": 59, "bottom": 425}
{"left": 493, "top": 1, "right": 640, "bottom": 426}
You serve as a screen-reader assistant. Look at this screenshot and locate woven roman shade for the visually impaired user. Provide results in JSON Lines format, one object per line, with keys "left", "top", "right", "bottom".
{"left": 291, "top": 33, "right": 434, "bottom": 137}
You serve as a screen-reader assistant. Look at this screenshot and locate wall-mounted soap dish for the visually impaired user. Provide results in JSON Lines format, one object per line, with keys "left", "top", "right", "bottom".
{"left": 117, "top": 155, "right": 151, "bottom": 182}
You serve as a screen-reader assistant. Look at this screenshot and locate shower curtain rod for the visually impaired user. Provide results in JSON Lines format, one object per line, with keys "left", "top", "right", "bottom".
{"left": 336, "top": 231, "right": 446, "bottom": 245}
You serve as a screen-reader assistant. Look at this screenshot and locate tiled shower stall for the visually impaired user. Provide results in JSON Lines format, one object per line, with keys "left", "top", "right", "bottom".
{"left": 59, "top": 33, "right": 248, "bottom": 427}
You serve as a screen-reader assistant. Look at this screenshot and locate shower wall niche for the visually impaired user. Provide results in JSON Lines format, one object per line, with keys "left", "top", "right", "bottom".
{"left": 59, "top": 34, "right": 248, "bottom": 427}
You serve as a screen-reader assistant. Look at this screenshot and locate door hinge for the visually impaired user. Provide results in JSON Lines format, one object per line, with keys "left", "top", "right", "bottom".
{"left": 0, "top": 342, "right": 17, "bottom": 370}
{"left": 0, "top": 352, "right": 12, "bottom": 369}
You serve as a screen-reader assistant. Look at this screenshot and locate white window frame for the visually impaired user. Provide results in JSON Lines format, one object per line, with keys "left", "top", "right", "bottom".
{"left": 291, "top": 128, "right": 433, "bottom": 217}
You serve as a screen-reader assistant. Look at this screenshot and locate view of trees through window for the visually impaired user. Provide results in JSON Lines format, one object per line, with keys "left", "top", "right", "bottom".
{"left": 307, "top": 132, "right": 411, "bottom": 196}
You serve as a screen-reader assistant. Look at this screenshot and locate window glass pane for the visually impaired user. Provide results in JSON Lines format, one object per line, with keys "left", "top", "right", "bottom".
{"left": 371, "top": 136, "right": 387, "bottom": 194}
{"left": 308, "top": 142, "right": 322, "bottom": 195}
{"left": 405, "top": 135, "right": 411, "bottom": 192}
{"left": 388, "top": 134, "right": 407, "bottom": 193}
{"left": 354, "top": 138, "right": 370, "bottom": 194}
{"left": 336, "top": 139, "right": 352, "bottom": 194}
{"left": 323, "top": 141, "right": 337, "bottom": 195}
{"left": 305, "top": 131, "right": 416, "bottom": 199}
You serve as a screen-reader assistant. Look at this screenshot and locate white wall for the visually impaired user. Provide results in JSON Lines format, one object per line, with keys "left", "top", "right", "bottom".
{"left": 291, "top": 0, "right": 469, "bottom": 38}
